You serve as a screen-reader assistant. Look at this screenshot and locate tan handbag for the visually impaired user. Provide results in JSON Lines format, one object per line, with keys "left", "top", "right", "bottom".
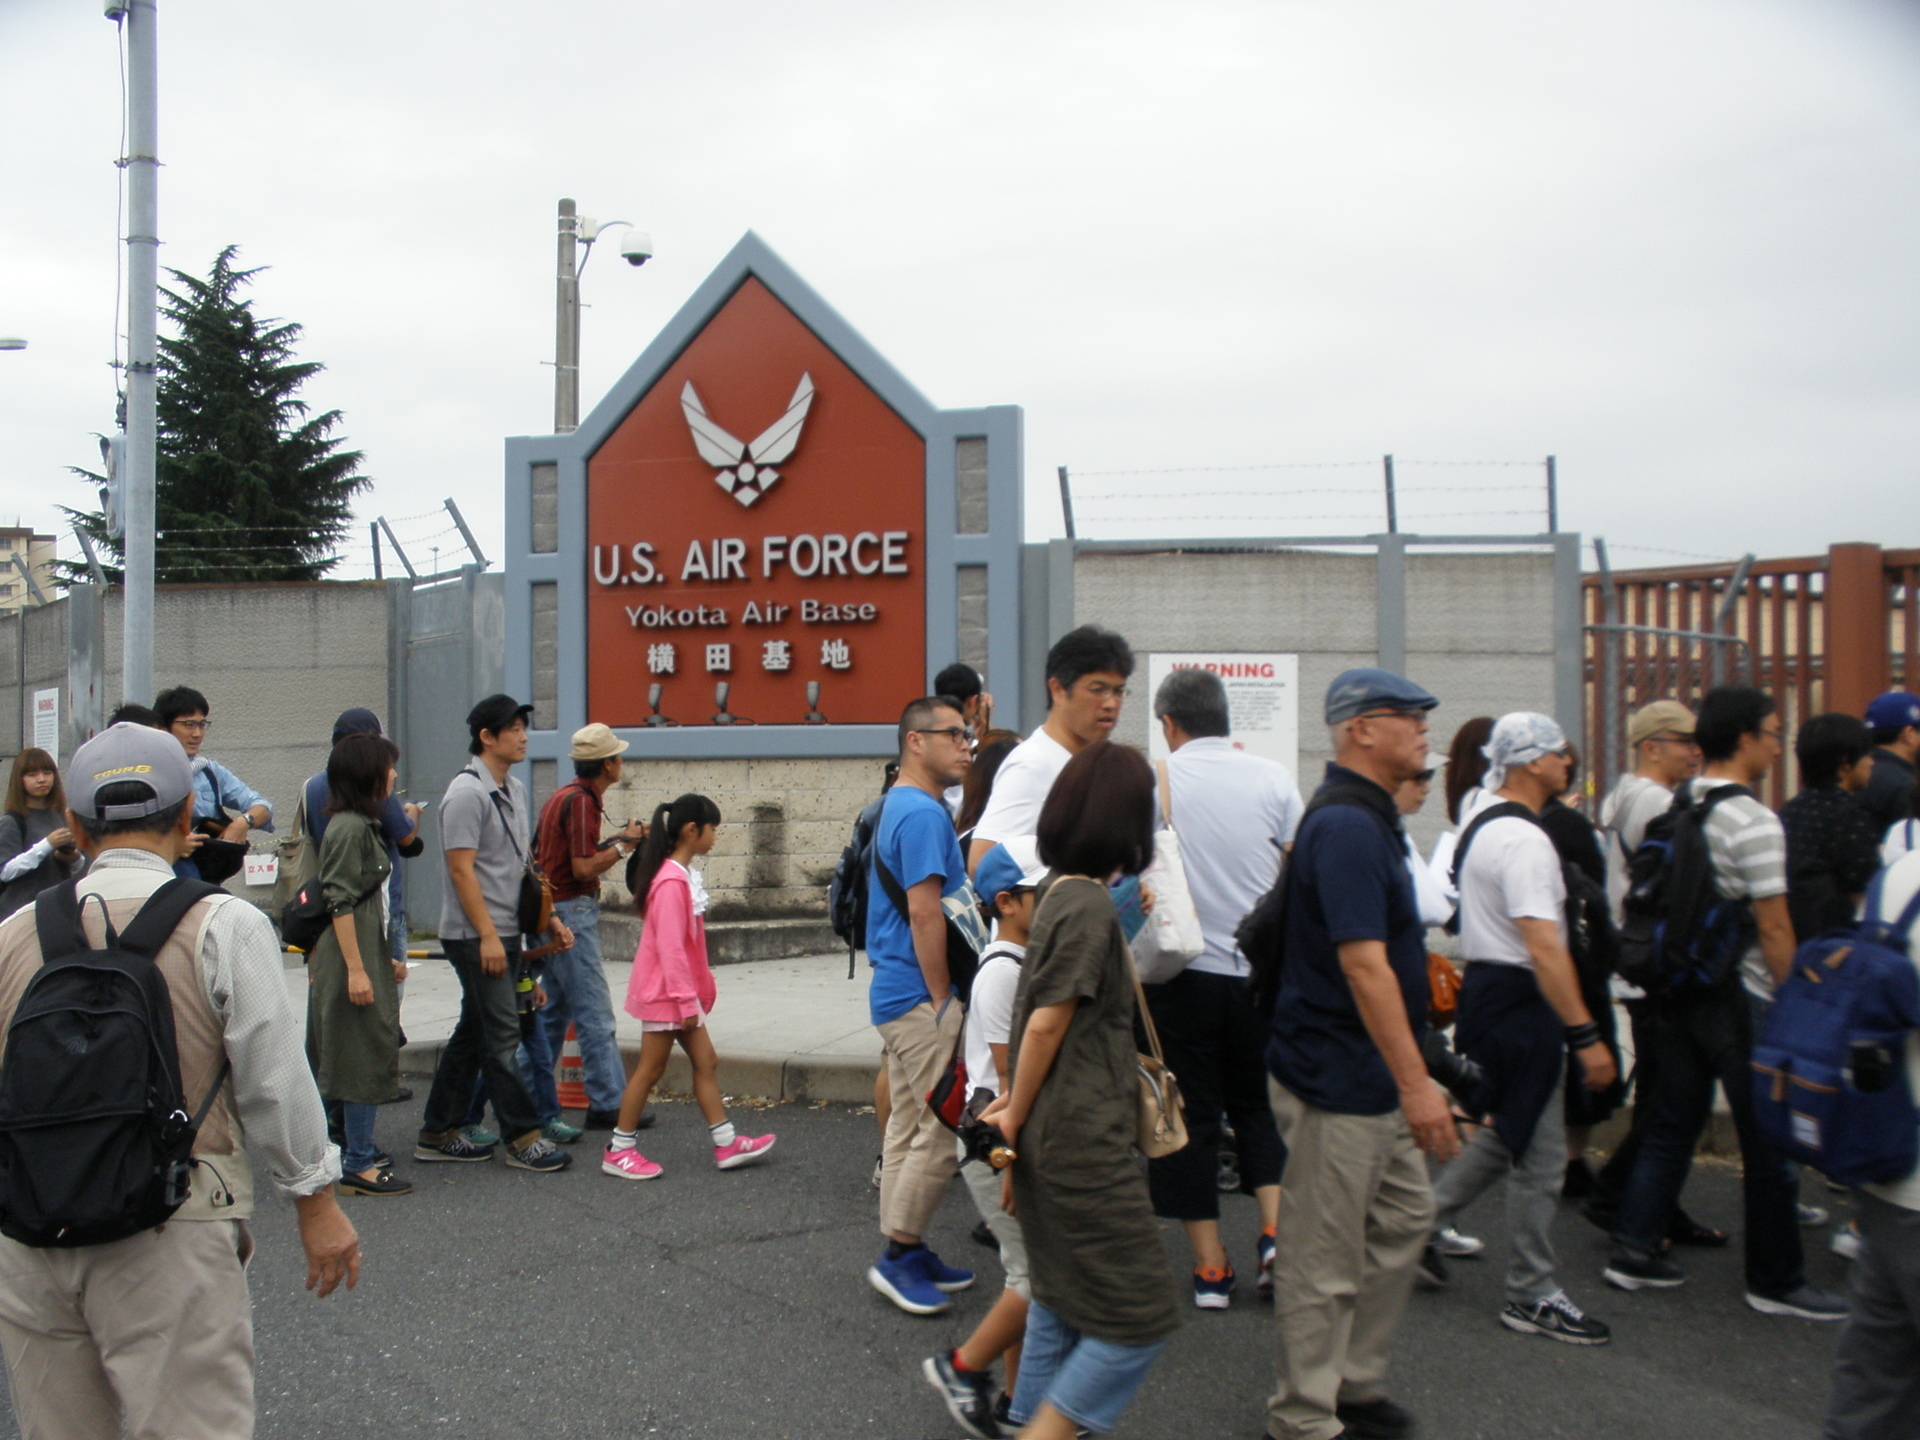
{"left": 1130, "top": 960, "right": 1190, "bottom": 1158}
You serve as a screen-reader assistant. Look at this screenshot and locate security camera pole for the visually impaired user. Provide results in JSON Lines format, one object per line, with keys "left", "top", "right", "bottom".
{"left": 118, "top": 0, "right": 161, "bottom": 705}
{"left": 555, "top": 198, "right": 581, "bottom": 434}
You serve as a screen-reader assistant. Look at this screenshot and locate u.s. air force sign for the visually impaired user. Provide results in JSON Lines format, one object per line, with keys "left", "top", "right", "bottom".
{"left": 504, "top": 231, "right": 1025, "bottom": 760}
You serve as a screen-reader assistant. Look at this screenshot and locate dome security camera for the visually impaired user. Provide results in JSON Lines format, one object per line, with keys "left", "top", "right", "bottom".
{"left": 619, "top": 231, "right": 654, "bottom": 267}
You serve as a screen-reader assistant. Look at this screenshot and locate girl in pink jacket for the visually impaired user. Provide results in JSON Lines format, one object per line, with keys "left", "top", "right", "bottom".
{"left": 603, "top": 793, "right": 775, "bottom": 1179}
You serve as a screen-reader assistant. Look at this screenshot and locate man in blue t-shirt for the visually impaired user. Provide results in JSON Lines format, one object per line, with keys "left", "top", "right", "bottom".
{"left": 1263, "top": 668, "right": 1457, "bottom": 1440}
{"left": 865, "top": 695, "right": 975, "bottom": 1317}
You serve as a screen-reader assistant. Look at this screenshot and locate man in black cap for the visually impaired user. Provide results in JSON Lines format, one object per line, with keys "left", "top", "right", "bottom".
{"left": 413, "top": 695, "right": 574, "bottom": 1173}
{"left": 1261, "top": 667, "right": 1456, "bottom": 1440}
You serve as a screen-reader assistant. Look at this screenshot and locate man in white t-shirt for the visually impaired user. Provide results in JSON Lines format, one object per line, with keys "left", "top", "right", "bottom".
{"left": 1425, "top": 712, "right": 1617, "bottom": 1346}
{"left": 1822, "top": 848, "right": 1920, "bottom": 1439}
{"left": 966, "top": 625, "right": 1134, "bottom": 873}
{"left": 1146, "top": 667, "right": 1302, "bottom": 1310}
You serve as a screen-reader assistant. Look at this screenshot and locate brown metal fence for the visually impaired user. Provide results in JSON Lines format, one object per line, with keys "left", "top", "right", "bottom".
{"left": 1585, "top": 543, "right": 1914, "bottom": 809}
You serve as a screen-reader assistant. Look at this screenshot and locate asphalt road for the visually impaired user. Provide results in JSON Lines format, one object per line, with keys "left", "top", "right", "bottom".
{"left": 0, "top": 1099, "right": 1851, "bottom": 1439}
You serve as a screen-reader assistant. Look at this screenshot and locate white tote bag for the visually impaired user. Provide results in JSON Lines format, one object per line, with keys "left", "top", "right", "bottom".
{"left": 1130, "top": 761, "right": 1206, "bottom": 984}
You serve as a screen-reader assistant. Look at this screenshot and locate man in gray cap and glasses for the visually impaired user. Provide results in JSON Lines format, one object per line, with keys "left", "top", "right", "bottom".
{"left": 1261, "top": 668, "right": 1455, "bottom": 1440}
{"left": 0, "top": 723, "right": 359, "bottom": 1436}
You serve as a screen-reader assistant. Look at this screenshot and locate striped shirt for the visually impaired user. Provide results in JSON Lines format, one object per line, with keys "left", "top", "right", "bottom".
{"left": 1686, "top": 777, "right": 1788, "bottom": 998}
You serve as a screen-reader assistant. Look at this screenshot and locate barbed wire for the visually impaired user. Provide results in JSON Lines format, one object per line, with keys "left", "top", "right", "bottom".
{"left": 1076, "top": 482, "right": 1541, "bottom": 503}
{"left": 1073, "top": 457, "right": 1551, "bottom": 478}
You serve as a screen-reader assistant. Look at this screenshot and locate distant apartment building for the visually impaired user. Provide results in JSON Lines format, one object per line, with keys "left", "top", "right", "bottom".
{"left": 0, "top": 527, "right": 56, "bottom": 613}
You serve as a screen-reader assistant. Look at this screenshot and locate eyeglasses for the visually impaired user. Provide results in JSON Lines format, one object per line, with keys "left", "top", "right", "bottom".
{"left": 915, "top": 727, "right": 973, "bottom": 743}
{"left": 1411, "top": 768, "right": 1435, "bottom": 783}
{"left": 171, "top": 718, "right": 211, "bottom": 733}
{"left": 1075, "top": 680, "right": 1127, "bottom": 700}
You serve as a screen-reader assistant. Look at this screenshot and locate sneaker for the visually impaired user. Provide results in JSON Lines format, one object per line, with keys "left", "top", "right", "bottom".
{"left": 1334, "top": 1396, "right": 1416, "bottom": 1440}
{"left": 1603, "top": 1248, "right": 1686, "bottom": 1291}
{"left": 714, "top": 1133, "right": 776, "bottom": 1170}
{"left": 339, "top": 1167, "right": 413, "bottom": 1197}
{"left": 1797, "top": 1202, "right": 1831, "bottom": 1228}
{"left": 1415, "top": 1242, "right": 1449, "bottom": 1290}
{"left": 1501, "top": 1289, "right": 1611, "bottom": 1345}
{"left": 992, "top": 1393, "right": 1014, "bottom": 1431}
{"left": 914, "top": 1247, "right": 976, "bottom": 1293}
{"left": 542, "top": 1119, "right": 585, "bottom": 1144}
{"left": 872, "top": 1152, "right": 884, "bottom": 1189}
{"left": 1831, "top": 1226, "right": 1864, "bottom": 1261}
{"left": 503, "top": 1135, "right": 573, "bottom": 1173}
{"left": 1193, "top": 1264, "right": 1235, "bottom": 1310}
{"left": 868, "top": 1249, "right": 951, "bottom": 1315}
{"left": 460, "top": 1124, "right": 500, "bottom": 1147}
{"left": 1561, "top": 1156, "right": 1597, "bottom": 1200}
{"left": 1256, "top": 1230, "right": 1276, "bottom": 1297}
{"left": 1433, "top": 1225, "right": 1485, "bottom": 1258}
{"left": 921, "top": 1352, "right": 1000, "bottom": 1439}
{"left": 1745, "top": 1283, "right": 1848, "bottom": 1321}
{"left": 972, "top": 1219, "right": 1001, "bottom": 1252}
{"left": 413, "top": 1131, "right": 496, "bottom": 1163}
{"left": 601, "top": 1146, "right": 663, "bottom": 1180}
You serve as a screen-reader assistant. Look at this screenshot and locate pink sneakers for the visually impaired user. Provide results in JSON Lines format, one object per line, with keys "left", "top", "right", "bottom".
{"left": 713, "top": 1133, "right": 776, "bottom": 1170}
{"left": 600, "top": 1146, "right": 663, "bottom": 1180}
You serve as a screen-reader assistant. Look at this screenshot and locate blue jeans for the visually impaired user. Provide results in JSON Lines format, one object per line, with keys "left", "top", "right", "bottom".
{"left": 1613, "top": 986, "right": 1805, "bottom": 1296}
{"left": 1008, "top": 1301, "right": 1166, "bottom": 1434}
{"left": 532, "top": 896, "right": 627, "bottom": 1112}
{"left": 340, "top": 1102, "right": 381, "bottom": 1174}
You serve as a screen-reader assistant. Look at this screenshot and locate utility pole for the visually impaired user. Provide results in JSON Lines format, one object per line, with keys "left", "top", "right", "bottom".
{"left": 1545, "top": 454, "right": 1559, "bottom": 532}
{"left": 1382, "top": 454, "right": 1398, "bottom": 534}
{"left": 119, "top": 0, "right": 160, "bottom": 705}
{"left": 555, "top": 198, "right": 580, "bottom": 434}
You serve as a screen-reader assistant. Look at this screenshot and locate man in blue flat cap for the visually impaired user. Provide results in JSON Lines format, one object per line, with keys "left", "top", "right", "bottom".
{"left": 1261, "top": 668, "right": 1456, "bottom": 1440}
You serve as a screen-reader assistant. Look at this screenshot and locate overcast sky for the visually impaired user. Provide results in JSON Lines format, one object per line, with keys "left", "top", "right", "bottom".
{"left": 4, "top": 0, "right": 1918, "bottom": 578}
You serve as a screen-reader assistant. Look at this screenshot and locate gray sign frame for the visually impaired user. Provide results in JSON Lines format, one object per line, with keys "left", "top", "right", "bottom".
{"left": 503, "top": 232, "right": 1024, "bottom": 764}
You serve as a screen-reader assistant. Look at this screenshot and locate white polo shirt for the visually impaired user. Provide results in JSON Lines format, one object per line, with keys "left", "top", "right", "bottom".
{"left": 1160, "top": 736, "right": 1304, "bottom": 978}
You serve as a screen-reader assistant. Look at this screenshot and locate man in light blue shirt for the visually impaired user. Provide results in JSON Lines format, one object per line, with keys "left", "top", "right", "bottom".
{"left": 156, "top": 685, "right": 273, "bottom": 882}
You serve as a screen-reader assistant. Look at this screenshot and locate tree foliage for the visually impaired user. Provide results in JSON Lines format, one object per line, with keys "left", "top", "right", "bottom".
{"left": 62, "top": 246, "right": 368, "bottom": 583}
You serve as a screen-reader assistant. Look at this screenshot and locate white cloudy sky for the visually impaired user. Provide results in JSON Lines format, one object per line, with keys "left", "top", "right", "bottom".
{"left": 3, "top": 0, "right": 1918, "bottom": 577}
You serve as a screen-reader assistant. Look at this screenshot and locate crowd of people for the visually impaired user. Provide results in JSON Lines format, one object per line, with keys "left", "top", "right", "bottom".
{"left": 3, "top": 640, "right": 1920, "bottom": 1438}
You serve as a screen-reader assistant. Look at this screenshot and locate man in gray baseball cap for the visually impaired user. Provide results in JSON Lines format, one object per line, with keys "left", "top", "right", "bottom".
{"left": 0, "top": 721, "right": 358, "bottom": 1434}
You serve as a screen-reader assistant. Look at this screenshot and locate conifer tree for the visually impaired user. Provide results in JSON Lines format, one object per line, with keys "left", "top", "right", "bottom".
{"left": 63, "top": 246, "right": 367, "bottom": 582}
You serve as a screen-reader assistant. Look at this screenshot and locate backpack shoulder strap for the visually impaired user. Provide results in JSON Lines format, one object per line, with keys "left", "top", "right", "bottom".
{"left": 1690, "top": 783, "right": 1755, "bottom": 822}
{"left": 117, "top": 877, "right": 224, "bottom": 957}
{"left": 1450, "top": 800, "right": 1539, "bottom": 890}
{"left": 32, "top": 881, "right": 90, "bottom": 962}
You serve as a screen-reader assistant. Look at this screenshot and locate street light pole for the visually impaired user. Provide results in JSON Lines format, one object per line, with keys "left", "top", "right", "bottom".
{"left": 121, "top": 0, "right": 160, "bottom": 706}
{"left": 555, "top": 198, "right": 580, "bottom": 434}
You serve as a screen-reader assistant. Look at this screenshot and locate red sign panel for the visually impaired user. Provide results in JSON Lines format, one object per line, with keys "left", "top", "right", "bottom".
{"left": 587, "top": 278, "right": 927, "bottom": 726}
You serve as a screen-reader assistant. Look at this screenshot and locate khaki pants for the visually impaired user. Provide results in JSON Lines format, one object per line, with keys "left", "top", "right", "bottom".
{"left": 0, "top": 1219, "right": 255, "bottom": 1440}
{"left": 877, "top": 1000, "right": 963, "bottom": 1239}
{"left": 1266, "top": 1079, "right": 1432, "bottom": 1440}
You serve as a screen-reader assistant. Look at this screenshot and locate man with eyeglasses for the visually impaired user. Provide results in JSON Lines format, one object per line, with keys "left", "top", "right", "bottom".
{"left": 154, "top": 684, "right": 274, "bottom": 882}
{"left": 967, "top": 625, "right": 1133, "bottom": 874}
{"left": 1603, "top": 686, "right": 1846, "bottom": 1320}
{"left": 1262, "top": 668, "right": 1454, "bottom": 1440}
{"left": 866, "top": 695, "right": 977, "bottom": 1317}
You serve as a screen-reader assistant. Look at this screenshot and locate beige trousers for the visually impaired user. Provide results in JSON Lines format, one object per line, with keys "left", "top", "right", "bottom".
{"left": 877, "top": 999, "right": 963, "bottom": 1239}
{"left": 0, "top": 1220, "right": 255, "bottom": 1440}
{"left": 1266, "top": 1079, "right": 1433, "bottom": 1440}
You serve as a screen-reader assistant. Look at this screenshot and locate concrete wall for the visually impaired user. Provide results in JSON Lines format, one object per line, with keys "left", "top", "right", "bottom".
{"left": 1075, "top": 546, "right": 1557, "bottom": 856}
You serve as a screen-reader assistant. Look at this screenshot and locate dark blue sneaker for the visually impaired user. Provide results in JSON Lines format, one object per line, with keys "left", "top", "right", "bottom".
{"left": 914, "top": 1246, "right": 976, "bottom": 1293}
{"left": 868, "top": 1249, "right": 951, "bottom": 1315}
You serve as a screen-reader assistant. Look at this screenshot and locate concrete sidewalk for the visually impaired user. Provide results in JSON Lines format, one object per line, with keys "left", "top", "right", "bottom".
{"left": 284, "top": 951, "right": 882, "bottom": 1104}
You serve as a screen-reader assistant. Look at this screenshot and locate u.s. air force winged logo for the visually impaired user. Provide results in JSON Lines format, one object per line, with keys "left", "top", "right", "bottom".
{"left": 679, "top": 373, "right": 815, "bottom": 508}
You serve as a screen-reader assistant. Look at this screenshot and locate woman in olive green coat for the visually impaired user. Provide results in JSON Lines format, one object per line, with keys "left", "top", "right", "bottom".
{"left": 308, "top": 732, "right": 407, "bottom": 1196}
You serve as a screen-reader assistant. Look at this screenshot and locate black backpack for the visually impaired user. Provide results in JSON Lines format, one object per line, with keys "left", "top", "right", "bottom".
{"left": 828, "top": 791, "right": 889, "bottom": 976}
{"left": 1239, "top": 781, "right": 1402, "bottom": 1021}
{"left": 1617, "top": 784, "right": 1757, "bottom": 995}
{"left": 0, "top": 877, "right": 229, "bottom": 1248}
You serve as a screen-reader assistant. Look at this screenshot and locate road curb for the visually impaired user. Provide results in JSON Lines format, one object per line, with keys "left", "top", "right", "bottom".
{"left": 400, "top": 1038, "right": 879, "bottom": 1104}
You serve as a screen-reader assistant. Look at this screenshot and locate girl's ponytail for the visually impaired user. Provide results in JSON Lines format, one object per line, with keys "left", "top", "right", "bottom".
{"left": 630, "top": 793, "right": 723, "bottom": 916}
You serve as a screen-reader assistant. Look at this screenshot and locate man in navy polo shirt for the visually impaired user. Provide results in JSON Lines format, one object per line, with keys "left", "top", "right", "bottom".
{"left": 1263, "top": 668, "right": 1457, "bottom": 1440}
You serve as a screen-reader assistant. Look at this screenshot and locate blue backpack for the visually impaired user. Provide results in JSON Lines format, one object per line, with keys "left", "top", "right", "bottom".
{"left": 1752, "top": 869, "right": 1920, "bottom": 1188}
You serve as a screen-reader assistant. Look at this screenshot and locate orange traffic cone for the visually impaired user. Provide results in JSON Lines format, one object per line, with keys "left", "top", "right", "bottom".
{"left": 555, "top": 1023, "right": 589, "bottom": 1112}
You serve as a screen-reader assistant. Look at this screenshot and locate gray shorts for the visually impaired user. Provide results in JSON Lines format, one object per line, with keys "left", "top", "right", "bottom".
{"left": 959, "top": 1142, "right": 1030, "bottom": 1300}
